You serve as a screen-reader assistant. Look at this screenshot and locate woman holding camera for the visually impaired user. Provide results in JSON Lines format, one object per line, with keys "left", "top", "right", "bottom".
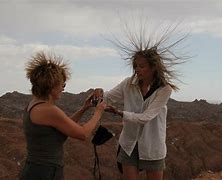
{"left": 20, "top": 51, "right": 106, "bottom": 180}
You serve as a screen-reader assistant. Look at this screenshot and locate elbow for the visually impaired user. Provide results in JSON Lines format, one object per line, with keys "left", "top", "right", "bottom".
{"left": 79, "top": 134, "right": 87, "bottom": 141}
{"left": 138, "top": 113, "right": 155, "bottom": 124}
{"left": 138, "top": 115, "right": 158, "bottom": 124}
{"left": 135, "top": 115, "right": 152, "bottom": 124}
{"left": 78, "top": 132, "right": 88, "bottom": 141}
{"left": 128, "top": 114, "right": 151, "bottom": 124}
{"left": 69, "top": 129, "right": 88, "bottom": 141}
{"left": 78, "top": 127, "right": 90, "bottom": 141}
{"left": 125, "top": 118, "right": 148, "bottom": 124}
{"left": 137, "top": 119, "right": 149, "bottom": 125}
{"left": 70, "top": 133, "right": 86, "bottom": 141}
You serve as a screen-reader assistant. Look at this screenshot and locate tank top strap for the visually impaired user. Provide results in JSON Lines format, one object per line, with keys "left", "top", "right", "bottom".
{"left": 27, "top": 101, "right": 46, "bottom": 113}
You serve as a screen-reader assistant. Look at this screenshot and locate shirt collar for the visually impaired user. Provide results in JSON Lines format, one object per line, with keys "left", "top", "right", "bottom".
{"left": 131, "top": 75, "right": 139, "bottom": 85}
{"left": 131, "top": 75, "right": 153, "bottom": 92}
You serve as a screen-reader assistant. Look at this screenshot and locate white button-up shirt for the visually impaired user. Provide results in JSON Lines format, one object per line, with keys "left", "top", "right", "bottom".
{"left": 104, "top": 76, "right": 172, "bottom": 160}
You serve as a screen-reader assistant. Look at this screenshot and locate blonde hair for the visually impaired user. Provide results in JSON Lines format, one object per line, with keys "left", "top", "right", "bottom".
{"left": 25, "top": 51, "right": 71, "bottom": 99}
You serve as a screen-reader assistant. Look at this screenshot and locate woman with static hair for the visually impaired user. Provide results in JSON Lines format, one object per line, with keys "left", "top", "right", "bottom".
{"left": 20, "top": 51, "right": 106, "bottom": 180}
{"left": 95, "top": 27, "right": 186, "bottom": 180}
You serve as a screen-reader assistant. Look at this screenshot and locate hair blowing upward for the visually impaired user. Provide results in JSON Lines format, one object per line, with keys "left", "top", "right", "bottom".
{"left": 109, "top": 23, "right": 188, "bottom": 90}
{"left": 25, "top": 51, "right": 71, "bottom": 99}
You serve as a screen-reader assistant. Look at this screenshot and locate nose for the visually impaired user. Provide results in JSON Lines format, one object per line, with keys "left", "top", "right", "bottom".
{"left": 135, "top": 67, "right": 140, "bottom": 73}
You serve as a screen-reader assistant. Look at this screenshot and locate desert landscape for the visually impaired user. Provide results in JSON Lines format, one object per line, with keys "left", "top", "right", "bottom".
{"left": 0, "top": 91, "right": 222, "bottom": 180}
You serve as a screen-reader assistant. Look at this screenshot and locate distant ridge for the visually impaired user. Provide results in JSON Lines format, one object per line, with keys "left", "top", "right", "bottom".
{"left": 0, "top": 91, "right": 222, "bottom": 122}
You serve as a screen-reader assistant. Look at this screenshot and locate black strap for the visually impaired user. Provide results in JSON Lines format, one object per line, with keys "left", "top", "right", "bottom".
{"left": 93, "top": 144, "right": 101, "bottom": 180}
{"left": 117, "top": 145, "right": 123, "bottom": 173}
{"left": 27, "top": 101, "right": 46, "bottom": 112}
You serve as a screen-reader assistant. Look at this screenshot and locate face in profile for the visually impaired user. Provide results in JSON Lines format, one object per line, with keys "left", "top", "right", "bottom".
{"left": 50, "top": 82, "right": 66, "bottom": 100}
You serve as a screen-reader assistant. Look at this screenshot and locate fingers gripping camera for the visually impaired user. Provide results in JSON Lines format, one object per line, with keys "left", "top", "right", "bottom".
{"left": 91, "top": 88, "right": 104, "bottom": 106}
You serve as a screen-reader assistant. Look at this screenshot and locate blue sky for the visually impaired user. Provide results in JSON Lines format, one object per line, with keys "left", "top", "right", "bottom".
{"left": 0, "top": 0, "right": 222, "bottom": 103}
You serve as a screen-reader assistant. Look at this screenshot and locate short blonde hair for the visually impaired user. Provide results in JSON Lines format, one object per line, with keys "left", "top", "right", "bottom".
{"left": 25, "top": 51, "right": 71, "bottom": 99}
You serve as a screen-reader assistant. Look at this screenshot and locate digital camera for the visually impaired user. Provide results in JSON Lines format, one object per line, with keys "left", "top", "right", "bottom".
{"left": 91, "top": 97, "right": 103, "bottom": 106}
{"left": 91, "top": 99, "right": 99, "bottom": 106}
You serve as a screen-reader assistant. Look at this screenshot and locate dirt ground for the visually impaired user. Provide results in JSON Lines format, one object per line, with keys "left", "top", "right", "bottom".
{"left": 0, "top": 118, "right": 222, "bottom": 180}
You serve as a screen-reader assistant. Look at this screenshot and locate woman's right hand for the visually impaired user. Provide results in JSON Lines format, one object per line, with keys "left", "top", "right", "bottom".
{"left": 95, "top": 100, "right": 107, "bottom": 113}
{"left": 105, "top": 105, "right": 123, "bottom": 117}
{"left": 104, "top": 105, "right": 118, "bottom": 114}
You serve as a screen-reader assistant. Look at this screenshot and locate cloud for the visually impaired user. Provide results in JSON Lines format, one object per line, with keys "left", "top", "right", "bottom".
{"left": 0, "top": 35, "right": 118, "bottom": 65}
{"left": 0, "top": 0, "right": 222, "bottom": 102}
{"left": 1, "top": 1, "right": 222, "bottom": 38}
{"left": 0, "top": 35, "right": 17, "bottom": 44}
{"left": 50, "top": 45, "right": 118, "bottom": 60}
{"left": 0, "top": 34, "right": 119, "bottom": 96}
{"left": 185, "top": 18, "right": 222, "bottom": 38}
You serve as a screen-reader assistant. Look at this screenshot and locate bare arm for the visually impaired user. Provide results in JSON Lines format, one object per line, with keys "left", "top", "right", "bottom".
{"left": 30, "top": 101, "right": 106, "bottom": 140}
{"left": 70, "top": 93, "right": 94, "bottom": 122}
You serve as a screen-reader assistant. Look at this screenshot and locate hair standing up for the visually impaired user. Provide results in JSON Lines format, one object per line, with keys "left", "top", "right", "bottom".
{"left": 25, "top": 51, "right": 71, "bottom": 99}
{"left": 109, "top": 23, "right": 188, "bottom": 90}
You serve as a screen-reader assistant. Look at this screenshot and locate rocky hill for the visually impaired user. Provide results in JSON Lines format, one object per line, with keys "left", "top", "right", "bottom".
{"left": 0, "top": 90, "right": 122, "bottom": 123}
{"left": 0, "top": 91, "right": 222, "bottom": 180}
{"left": 167, "top": 99, "right": 222, "bottom": 122}
{"left": 1, "top": 91, "right": 222, "bottom": 122}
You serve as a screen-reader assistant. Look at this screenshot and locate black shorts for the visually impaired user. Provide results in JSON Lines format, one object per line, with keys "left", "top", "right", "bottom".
{"left": 117, "top": 145, "right": 165, "bottom": 171}
{"left": 19, "top": 162, "right": 63, "bottom": 180}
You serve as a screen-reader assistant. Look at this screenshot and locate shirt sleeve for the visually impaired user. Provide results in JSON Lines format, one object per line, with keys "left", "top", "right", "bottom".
{"left": 103, "top": 77, "right": 129, "bottom": 105}
{"left": 123, "top": 85, "right": 172, "bottom": 124}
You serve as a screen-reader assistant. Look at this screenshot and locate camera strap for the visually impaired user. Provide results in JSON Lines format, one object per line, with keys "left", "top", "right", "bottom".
{"left": 91, "top": 125, "right": 114, "bottom": 179}
{"left": 93, "top": 144, "right": 101, "bottom": 180}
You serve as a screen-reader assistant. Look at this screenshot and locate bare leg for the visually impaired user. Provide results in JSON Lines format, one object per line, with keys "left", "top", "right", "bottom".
{"left": 146, "top": 170, "right": 164, "bottom": 180}
{"left": 122, "top": 164, "right": 139, "bottom": 180}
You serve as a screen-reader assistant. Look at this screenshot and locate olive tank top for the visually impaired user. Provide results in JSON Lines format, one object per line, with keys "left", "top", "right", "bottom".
{"left": 23, "top": 102, "right": 67, "bottom": 166}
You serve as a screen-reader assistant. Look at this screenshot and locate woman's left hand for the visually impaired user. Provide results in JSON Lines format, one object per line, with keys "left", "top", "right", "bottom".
{"left": 83, "top": 93, "right": 94, "bottom": 109}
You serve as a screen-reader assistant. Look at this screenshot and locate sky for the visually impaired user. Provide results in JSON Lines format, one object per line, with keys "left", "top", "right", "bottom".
{"left": 0, "top": 0, "right": 222, "bottom": 103}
